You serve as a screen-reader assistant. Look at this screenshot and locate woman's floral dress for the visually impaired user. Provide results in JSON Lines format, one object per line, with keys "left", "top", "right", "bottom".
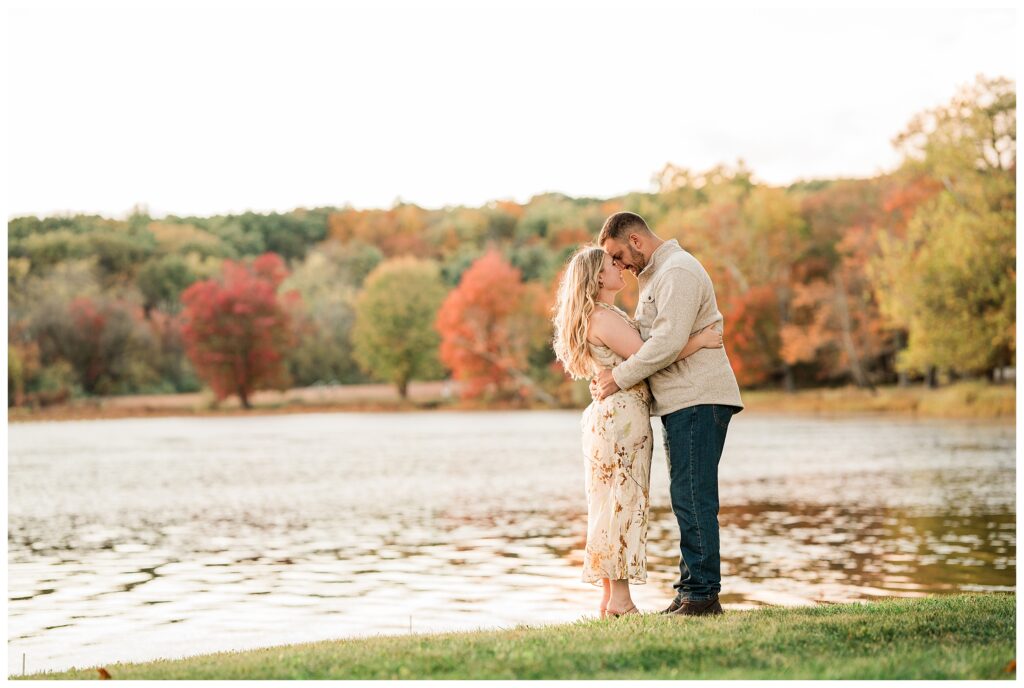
{"left": 580, "top": 301, "right": 653, "bottom": 586}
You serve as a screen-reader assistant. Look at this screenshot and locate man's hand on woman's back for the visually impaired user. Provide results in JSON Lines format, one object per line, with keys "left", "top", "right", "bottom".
{"left": 589, "top": 368, "right": 619, "bottom": 401}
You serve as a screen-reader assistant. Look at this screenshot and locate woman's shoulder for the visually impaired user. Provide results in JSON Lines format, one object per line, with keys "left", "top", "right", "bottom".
{"left": 587, "top": 307, "right": 613, "bottom": 346}
{"left": 588, "top": 304, "right": 623, "bottom": 333}
{"left": 589, "top": 304, "right": 638, "bottom": 345}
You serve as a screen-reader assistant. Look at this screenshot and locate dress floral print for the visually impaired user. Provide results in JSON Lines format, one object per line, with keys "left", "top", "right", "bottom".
{"left": 580, "top": 302, "right": 653, "bottom": 586}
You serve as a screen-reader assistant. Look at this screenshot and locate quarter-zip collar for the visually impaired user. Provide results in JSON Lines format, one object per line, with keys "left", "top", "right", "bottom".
{"left": 638, "top": 238, "right": 681, "bottom": 279}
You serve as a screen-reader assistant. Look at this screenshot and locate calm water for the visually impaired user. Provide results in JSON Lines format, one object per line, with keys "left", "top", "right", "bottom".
{"left": 7, "top": 410, "right": 1016, "bottom": 674}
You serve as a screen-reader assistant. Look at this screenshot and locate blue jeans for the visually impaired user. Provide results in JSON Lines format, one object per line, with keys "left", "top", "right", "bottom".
{"left": 660, "top": 403, "right": 739, "bottom": 601}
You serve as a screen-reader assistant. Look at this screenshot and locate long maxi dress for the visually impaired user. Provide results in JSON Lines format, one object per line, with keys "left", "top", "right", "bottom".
{"left": 579, "top": 301, "right": 654, "bottom": 586}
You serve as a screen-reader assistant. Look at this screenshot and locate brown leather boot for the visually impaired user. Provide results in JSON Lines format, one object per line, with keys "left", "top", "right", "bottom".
{"left": 667, "top": 596, "right": 723, "bottom": 617}
{"left": 661, "top": 597, "right": 683, "bottom": 614}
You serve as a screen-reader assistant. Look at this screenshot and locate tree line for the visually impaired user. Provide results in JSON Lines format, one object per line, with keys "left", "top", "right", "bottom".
{"left": 7, "top": 75, "right": 1015, "bottom": 408}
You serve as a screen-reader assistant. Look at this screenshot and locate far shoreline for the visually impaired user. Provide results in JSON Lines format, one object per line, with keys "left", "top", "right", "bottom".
{"left": 7, "top": 380, "right": 1015, "bottom": 424}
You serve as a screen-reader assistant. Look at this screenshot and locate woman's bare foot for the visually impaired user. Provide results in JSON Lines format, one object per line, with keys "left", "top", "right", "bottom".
{"left": 606, "top": 602, "right": 639, "bottom": 617}
{"left": 599, "top": 579, "right": 612, "bottom": 619}
{"left": 606, "top": 579, "right": 637, "bottom": 617}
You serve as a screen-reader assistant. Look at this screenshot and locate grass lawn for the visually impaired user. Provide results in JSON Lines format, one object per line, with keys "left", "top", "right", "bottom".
{"left": 15, "top": 593, "right": 1016, "bottom": 680}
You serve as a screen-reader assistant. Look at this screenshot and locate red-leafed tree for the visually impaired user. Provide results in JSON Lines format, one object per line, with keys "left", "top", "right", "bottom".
{"left": 179, "top": 252, "right": 301, "bottom": 408}
{"left": 435, "top": 250, "right": 554, "bottom": 403}
{"left": 33, "top": 295, "right": 158, "bottom": 396}
{"left": 67, "top": 296, "right": 110, "bottom": 392}
{"left": 719, "top": 285, "right": 782, "bottom": 387}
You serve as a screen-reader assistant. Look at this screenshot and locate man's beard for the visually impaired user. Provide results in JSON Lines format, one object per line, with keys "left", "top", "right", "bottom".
{"left": 628, "top": 245, "right": 646, "bottom": 274}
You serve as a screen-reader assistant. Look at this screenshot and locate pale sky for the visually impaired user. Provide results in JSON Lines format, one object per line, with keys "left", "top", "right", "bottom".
{"left": 6, "top": 1, "right": 1017, "bottom": 219}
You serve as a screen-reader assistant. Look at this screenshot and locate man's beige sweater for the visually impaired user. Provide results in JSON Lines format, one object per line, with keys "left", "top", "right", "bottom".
{"left": 611, "top": 239, "right": 744, "bottom": 417}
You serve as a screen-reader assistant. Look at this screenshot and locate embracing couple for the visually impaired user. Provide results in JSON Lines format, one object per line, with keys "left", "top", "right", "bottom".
{"left": 552, "top": 211, "right": 744, "bottom": 619}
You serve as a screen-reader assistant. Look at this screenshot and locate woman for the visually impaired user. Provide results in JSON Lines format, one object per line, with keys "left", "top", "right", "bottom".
{"left": 552, "top": 245, "right": 723, "bottom": 618}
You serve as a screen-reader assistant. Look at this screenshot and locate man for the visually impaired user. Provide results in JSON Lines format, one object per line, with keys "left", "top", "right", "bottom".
{"left": 591, "top": 211, "right": 743, "bottom": 617}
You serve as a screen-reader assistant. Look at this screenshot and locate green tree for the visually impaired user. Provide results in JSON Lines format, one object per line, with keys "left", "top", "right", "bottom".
{"left": 328, "top": 240, "right": 384, "bottom": 286}
{"left": 878, "top": 192, "right": 1014, "bottom": 378}
{"left": 86, "top": 231, "right": 157, "bottom": 283}
{"left": 280, "top": 245, "right": 372, "bottom": 386}
{"left": 872, "top": 75, "right": 1015, "bottom": 381}
{"left": 137, "top": 255, "right": 197, "bottom": 315}
{"left": 10, "top": 229, "right": 90, "bottom": 272}
{"left": 352, "top": 258, "right": 448, "bottom": 398}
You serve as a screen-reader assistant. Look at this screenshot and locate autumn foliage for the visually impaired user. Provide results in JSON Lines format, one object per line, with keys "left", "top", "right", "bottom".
{"left": 436, "top": 250, "right": 546, "bottom": 400}
{"left": 6, "top": 76, "right": 1015, "bottom": 408}
{"left": 179, "top": 253, "right": 301, "bottom": 408}
{"left": 352, "top": 258, "right": 447, "bottom": 398}
{"left": 41, "top": 295, "right": 155, "bottom": 396}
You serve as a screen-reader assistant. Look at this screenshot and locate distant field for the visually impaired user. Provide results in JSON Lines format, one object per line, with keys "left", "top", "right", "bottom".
{"left": 6, "top": 381, "right": 453, "bottom": 422}
{"left": 742, "top": 380, "right": 1015, "bottom": 419}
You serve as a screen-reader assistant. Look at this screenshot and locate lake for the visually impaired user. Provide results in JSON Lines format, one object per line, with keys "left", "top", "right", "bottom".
{"left": 7, "top": 410, "right": 1016, "bottom": 674}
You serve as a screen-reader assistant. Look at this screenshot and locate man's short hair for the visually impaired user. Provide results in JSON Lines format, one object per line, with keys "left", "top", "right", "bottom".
{"left": 598, "top": 211, "right": 653, "bottom": 245}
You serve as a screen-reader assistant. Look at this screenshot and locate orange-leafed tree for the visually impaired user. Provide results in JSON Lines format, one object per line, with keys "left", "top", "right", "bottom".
{"left": 179, "top": 252, "right": 301, "bottom": 408}
{"left": 783, "top": 173, "right": 940, "bottom": 386}
{"left": 435, "top": 250, "right": 554, "bottom": 403}
{"left": 780, "top": 179, "right": 890, "bottom": 388}
{"left": 326, "top": 204, "right": 433, "bottom": 258}
{"left": 780, "top": 224, "right": 894, "bottom": 388}
{"left": 719, "top": 285, "right": 782, "bottom": 387}
{"left": 664, "top": 179, "right": 805, "bottom": 389}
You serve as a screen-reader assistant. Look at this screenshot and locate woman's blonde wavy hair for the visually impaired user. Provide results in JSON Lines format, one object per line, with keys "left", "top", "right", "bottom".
{"left": 552, "top": 245, "right": 607, "bottom": 380}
